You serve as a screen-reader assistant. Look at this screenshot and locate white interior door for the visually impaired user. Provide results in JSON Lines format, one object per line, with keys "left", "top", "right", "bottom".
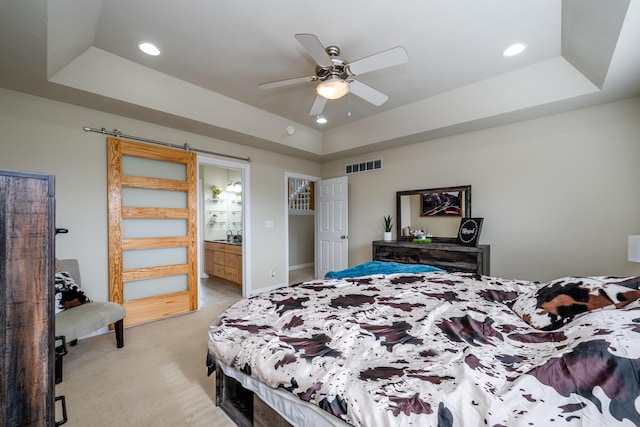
{"left": 316, "top": 176, "right": 348, "bottom": 278}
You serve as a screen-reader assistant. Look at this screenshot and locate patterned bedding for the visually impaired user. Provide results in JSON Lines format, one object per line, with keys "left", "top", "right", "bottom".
{"left": 207, "top": 271, "right": 640, "bottom": 426}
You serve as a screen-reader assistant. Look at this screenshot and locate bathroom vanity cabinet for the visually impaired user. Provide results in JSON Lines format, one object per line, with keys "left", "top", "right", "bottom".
{"left": 204, "top": 241, "right": 242, "bottom": 286}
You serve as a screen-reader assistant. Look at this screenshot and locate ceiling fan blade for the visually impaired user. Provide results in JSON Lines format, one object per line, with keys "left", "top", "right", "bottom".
{"left": 295, "top": 33, "right": 333, "bottom": 68}
{"left": 349, "top": 80, "right": 389, "bottom": 106}
{"left": 347, "top": 46, "right": 408, "bottom": 76}
{"left": 309, "top": 95, "right": 328, "bottom": 116}
{"left": 259, "top": 75, "right": 315, "bottom": 90}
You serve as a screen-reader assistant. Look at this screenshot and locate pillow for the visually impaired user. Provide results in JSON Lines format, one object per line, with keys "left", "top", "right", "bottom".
{"left": 512, "top": 276, "right": 640, "bottom": 330}
{"left": 54, "top": 271, "right": 91, "bottom": 313}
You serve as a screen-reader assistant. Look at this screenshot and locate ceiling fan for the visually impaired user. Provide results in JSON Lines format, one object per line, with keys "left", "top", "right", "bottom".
{"left": 259, "top": 33, "right": 409, "bottom": 116}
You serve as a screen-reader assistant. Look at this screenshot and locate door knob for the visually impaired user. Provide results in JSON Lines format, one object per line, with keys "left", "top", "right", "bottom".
{"left": 341, "top": 235, "right": 347, "bottom": 239}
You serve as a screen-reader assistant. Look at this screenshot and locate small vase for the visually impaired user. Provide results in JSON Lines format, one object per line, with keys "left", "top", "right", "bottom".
{"left": 383, "top": 232, "right": 392, "bottom": 241}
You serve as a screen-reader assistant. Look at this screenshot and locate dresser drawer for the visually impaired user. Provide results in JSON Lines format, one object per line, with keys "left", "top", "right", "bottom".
{"left": 373, "top": 241, "right": 490, "bottom": 275}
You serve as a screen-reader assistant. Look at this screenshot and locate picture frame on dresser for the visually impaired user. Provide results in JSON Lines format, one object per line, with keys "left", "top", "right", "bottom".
{"left": 457, "top": 218, "right": 483, "bottom": 246}
{"left": 420, "top": 189, "right": 463, "bottom": 216}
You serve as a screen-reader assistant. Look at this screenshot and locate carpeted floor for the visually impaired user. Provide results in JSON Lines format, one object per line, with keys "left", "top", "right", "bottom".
{"left": 54, "top": 302, "right": 241, "bottom": 427}
{"left": 289, "top": 266, "right": 315, "bottom": 284}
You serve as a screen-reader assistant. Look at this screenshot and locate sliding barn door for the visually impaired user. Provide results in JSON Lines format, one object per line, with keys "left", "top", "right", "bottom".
{"left": 107, "top": 138, "right": 197, "bottom": 326}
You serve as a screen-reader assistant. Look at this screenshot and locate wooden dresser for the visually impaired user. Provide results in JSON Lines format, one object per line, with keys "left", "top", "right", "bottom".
{"left": 373, "top": 240, "right": 490, "bottom": 275}
{"left": 1, "top": 169, "right": 59, "bottom": 426}
{"left": 204, "top": 241, "right": 242, "bottom": 286}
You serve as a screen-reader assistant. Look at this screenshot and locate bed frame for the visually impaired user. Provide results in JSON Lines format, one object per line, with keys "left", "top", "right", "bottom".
{"left": 215, "top": 364, "right": 292, "bottom": 427}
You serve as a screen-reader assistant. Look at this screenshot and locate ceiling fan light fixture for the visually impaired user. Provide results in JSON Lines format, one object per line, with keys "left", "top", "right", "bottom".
{"left": 316, "top": 76, "right": 349, "bottom": 100}
{"left": 316, "top": 116, "right": 327, "bottom": 124}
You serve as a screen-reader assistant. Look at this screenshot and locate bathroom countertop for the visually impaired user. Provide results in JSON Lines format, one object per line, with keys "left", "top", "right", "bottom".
{"left": 205, "top": 239, "right": 242, "bottom": 246}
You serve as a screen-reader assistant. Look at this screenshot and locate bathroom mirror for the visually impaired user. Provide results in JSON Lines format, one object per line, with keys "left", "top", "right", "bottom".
{"left": 396, "top": 185, "right": 471, "bottom": 243}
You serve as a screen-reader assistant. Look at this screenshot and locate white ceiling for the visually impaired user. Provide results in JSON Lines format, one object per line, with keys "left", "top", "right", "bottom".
{"left": 1, "top": 0, "right": 639, "bottom": 160}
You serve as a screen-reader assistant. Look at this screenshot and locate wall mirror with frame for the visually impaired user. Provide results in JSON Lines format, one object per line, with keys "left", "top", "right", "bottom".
{"left": 396, "top": 185, "right": 471, "bottom": 243}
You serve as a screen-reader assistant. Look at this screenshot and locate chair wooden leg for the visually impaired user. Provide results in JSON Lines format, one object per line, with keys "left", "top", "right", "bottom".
{"left": 114, "top": 319, "right": 124, "bottom": 348}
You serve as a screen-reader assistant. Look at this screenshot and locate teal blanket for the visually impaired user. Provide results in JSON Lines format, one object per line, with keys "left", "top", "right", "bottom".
{"left": 325, "top": 261, "right": 444, "bottom": 279}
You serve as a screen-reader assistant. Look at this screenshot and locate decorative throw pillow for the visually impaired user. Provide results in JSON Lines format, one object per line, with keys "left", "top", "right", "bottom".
{"left": 512, "top": 276, "right": 640, "bottom": 330}
{"left": 54, "top": 271, "right": 91, "bottom": 313}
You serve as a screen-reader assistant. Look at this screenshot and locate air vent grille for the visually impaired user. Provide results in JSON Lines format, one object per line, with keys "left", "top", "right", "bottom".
{"left": 345, "top": 158, "right": 383, "bottom": 175}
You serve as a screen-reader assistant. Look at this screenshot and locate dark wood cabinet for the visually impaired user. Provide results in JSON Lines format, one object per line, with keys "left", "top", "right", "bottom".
{"left": 1, "top": 169, "right": 56, "bottom": 426}
{"left": 373, "top": 240, "right": 490, "bottom": 275}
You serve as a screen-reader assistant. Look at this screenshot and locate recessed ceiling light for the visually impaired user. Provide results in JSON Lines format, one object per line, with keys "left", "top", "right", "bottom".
{"left": 316, "top": 116, "right": 327, "bottom": 124}
{"left": 502, "top": 43, "right": 526, "bottom": 57}
{"left": 139, "top": 42, "right": 160, "bottom": 56}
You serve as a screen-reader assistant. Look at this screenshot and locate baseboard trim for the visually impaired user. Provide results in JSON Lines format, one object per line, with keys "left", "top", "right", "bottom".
{"left": 289, "top": 262, "right": 313, "bottom": 271}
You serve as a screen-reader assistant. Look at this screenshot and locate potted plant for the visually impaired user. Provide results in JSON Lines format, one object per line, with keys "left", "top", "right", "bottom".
{"left": 210, "top": 185, "right": 222, "bottom": 199}
{"left": 383, "top": 215, "right": 393, "bottom": 241}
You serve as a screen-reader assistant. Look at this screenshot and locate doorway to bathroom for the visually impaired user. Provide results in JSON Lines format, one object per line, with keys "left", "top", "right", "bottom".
{"left": 198, "top": 157, "right": 250, "bottom": 306}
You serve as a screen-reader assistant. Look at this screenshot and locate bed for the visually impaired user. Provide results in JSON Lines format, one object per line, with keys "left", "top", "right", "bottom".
{"left": 207, "top": 263, "right": 640, "bottom": 426}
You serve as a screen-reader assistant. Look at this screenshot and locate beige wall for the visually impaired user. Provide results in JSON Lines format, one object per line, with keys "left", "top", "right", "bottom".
{"left": 3, "top": 88, "right": 640, "bottom": 298}
{"left": 322, "top": 96, "right": 640, "bottom": 282}
{"left": 288, "top": 214, "right": 314, "bottom": 267}
{"left": 0, "top": 88, "right": 321, "bottom": 300}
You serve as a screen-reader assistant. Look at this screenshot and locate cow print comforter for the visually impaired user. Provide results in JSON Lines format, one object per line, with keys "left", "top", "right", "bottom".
{"left": 207, "top": 272, "right": 640, "bottom": 426}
